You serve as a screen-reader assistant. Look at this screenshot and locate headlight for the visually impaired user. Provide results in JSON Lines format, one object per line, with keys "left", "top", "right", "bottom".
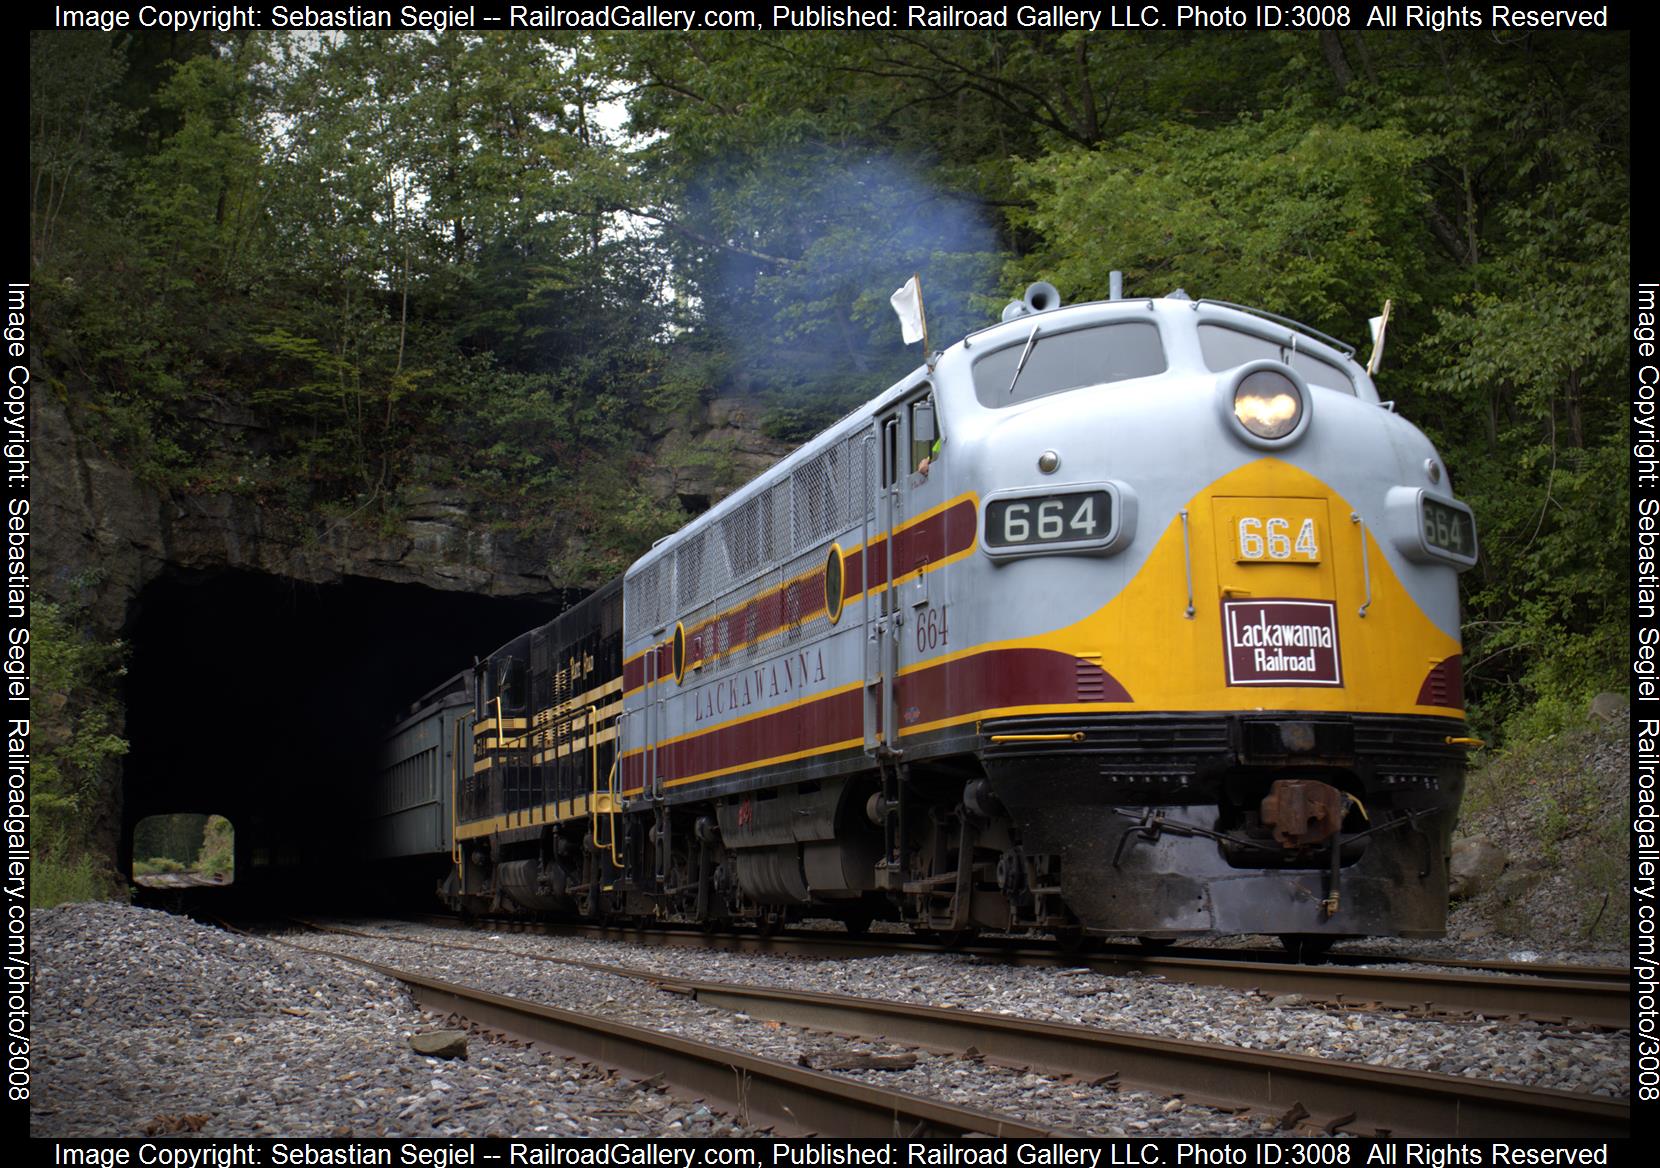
{"left": 1233, "top": 368, "right": 1303, "bottom": 439}
{"left": 1218, "top": 361, "right": 1311, "bottom": 448}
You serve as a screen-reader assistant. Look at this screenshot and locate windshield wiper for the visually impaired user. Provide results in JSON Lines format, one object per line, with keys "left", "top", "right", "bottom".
{"left": 1006, "top": 325, "right": 1040, "bottom": 397}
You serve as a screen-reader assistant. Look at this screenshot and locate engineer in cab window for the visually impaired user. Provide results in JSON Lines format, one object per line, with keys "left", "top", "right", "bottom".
{"left": 913, "top": 397, "right": 941, "bottom": 476}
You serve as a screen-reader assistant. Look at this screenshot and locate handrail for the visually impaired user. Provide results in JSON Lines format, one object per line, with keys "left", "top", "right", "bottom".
{"left": 591, "top": 704, "right": 623, "bottom": 867}
{"left": 1352, "top": 512, "right": 1373, "bottom": 618}
{"left": 450, "top": 714, "right": 465, "bottom": 865}
{"left": 593, "top": 758, "right": 623, "bottom": 867}
{"left": 588, "top": 703, "right": 598, "bottom": 795}
{"left": 1196, "top": 298, "right": 1357, "bottom": 357}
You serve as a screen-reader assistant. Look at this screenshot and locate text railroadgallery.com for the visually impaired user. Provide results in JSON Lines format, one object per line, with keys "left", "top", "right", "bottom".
{"left": 40, "top": 1140, "right": 1625, "bottom": 1167}
{"left": 5, "top": 278, "right": 28, "bottom": 1120}
{"left": 1635, "top": 281, "right": 1659, "bottom": 1111}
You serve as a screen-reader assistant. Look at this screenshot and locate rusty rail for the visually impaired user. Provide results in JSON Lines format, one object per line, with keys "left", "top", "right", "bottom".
{"left": 413, "top": 913, "right": 1631, "bottom": 1027}
{"left": 257, "top": 925, "right": 1068, "bottom": 1138}
{"left": 675, "top": 979, "right": 1628, "bottom": 1139}
{"left": 289, "top": 919, "right": 1628, "bottom": 1138}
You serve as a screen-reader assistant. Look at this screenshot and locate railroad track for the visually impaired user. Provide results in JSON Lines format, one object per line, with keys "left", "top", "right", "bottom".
{"left": 413, "top": 914, "right": 1628, "bottom": 978}
{"left": 247, "top": 922, "right": 1060, "bottom": 1137}
{"left": 411, "top": 914, "right": 1630, "bottom": 1028}
{"left": 281, "top": 919, "right": 1629, "bottom": 1139}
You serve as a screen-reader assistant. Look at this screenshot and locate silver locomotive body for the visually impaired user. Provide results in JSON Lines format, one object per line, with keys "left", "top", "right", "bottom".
{"left": 445, "top": 287, "right": 1476, "bottom": 944}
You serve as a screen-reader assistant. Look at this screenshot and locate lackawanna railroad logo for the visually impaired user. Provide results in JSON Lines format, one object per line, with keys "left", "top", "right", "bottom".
{"left": 1222, "top": 599, "right": 1342, "bottom": 687}
{"left": 692, "top": 647, "right": 829, "bottom": 722}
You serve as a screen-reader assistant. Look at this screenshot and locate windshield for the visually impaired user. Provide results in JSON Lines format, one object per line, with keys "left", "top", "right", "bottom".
{"left": 1198, "top": 324, "right": 1356, "bottom": 395}
{"left": 971, "top": 321, "right": 1166, "bottom": 408}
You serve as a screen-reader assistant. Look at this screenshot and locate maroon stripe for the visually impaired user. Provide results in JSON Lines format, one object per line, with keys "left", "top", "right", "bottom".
{"left": 629, "top": 642, "right": 672, "bottom": 688}
{"left": 893, "top": 498, "right": 979, "bottom": 579}
{"left": 621, "top": 648, "right": 1128, "bottom": 789}
{"left": 845, "top": 499, "right": 978, "bottom": 595}
{"left": 625, "top": 498, "right": 977, "bottom": 694}
{"left": 843, "top": 547, "right": 866, "bottom": 597}
{"left": 896, "top": 648, "right": 1129, "bottom": 730}
{"left": 686, "top": 573, "right": 829, "bottom": 673}
{"left": 1415, "top": 656, "right": 1464, "bottom": 709}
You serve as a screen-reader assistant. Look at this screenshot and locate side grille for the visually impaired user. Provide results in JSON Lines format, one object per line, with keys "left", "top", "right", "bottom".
{"left": 1076, "top": 654, "right": 1108, "bottom": 701}
{"left": 1352, "top": 715, "right": 1468, "bottom": 761}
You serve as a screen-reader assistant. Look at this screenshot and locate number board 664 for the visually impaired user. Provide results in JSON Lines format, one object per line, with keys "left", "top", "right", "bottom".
{"left": 1234, "top": 516, "right": 1321, "bottom": 563}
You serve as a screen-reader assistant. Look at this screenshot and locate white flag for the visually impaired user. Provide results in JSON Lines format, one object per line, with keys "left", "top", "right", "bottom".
{"left": 1367, "top": 299, "right": 1392, "bottom": 375}
{"left": 890, "top": 275, "right": 926, "bottom": 346}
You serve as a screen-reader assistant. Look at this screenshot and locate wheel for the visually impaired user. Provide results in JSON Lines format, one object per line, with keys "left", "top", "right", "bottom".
{"left": 1134, "top": 935, "right": 1177, "bottom": 951}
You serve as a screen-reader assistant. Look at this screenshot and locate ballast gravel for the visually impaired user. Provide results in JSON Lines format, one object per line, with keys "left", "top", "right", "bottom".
{"left": 29, "top": 904, "right": 764, "bottom": 1139}
{"left": 31, "top": 905, "right": 1628, "bottom": 1139}
{"left": 285, "top": 920, "right": 1627, "bottom": 1102}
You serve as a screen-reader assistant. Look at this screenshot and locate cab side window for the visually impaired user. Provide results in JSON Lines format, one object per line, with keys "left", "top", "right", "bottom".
{"left": 498, "top": 658, "right": 526, "bottom": 713}
{"left": 909, "top": 395, "right": 940, "bottom": 474}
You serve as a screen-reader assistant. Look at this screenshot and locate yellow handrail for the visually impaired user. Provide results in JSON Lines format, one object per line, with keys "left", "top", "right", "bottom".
{"left": 988, "top": 732, "right": 1086, "bottom": 744}
{"left": 591, "top": 703, "right": 622, "bottom": 867}
{"left": 450, "top": 713, "right": 465, "bottom": 865}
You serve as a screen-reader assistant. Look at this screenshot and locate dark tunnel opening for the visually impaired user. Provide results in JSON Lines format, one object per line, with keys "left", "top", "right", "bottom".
{"left": 121, "top": 569, "right": 565, "bottom": 909}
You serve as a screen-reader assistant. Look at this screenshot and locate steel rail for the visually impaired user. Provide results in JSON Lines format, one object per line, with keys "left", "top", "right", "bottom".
{"left": 289, "top": 920, "right": 1628, "bottom": 1138}
{"left": 426, "top": 914, "right": 1627, "bottom": 979}
{"left": 671, "top": 980, "right": 1628, "bottom": 1139}
{"left": 1077, "top": 953, "right": 1630, "bottom": 1028}
{"left": 258, "top": 927, "right": 1068, "bottom": 1138}
{"left": 413, "top": 915, "right": 1630, "bottom": 1027}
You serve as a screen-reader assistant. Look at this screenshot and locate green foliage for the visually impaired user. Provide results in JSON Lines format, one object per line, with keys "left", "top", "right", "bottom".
{"left": 132, "top": 812, "right": 208, "bottom": 867}
{"left": 29, "top": 31, "right": 134, "bottom": 270}
{"left": 1009, "top": 111, "right": 1433, "bottom": 339}
{"left": 32, "top": 603, "right": 128, "bottom": 846}
{"left": 1406, "top": 36, "right": 1630, "bottom": 739}
{"left": 198, "top": 815, "right": 235, "bottom": 878}
{"left": 615, "top": 34, "right": 1014, "bottom": 411}
{"left": 31, "top": 602, "right": 128, "bottom": 904}
{"left": 32, "top": 851, "right": 120, "bottom": 908}
{"left": 130, "top": 813, "right": 233, "bottom": 878}
{"left": 761, "top": 399, "right": 853, "bottom": 445}
{"left": 27, "top": 27, "right": 1630, "bottom": 744}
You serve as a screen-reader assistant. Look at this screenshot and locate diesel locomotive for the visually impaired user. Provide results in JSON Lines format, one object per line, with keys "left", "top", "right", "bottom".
{"left": 372, "top": 281, "right": 1479, "bottom": 947}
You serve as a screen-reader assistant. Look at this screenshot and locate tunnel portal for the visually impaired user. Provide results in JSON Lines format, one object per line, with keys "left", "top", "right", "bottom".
{"left": 121, "top": 569, "right": 563, "bottom": 908}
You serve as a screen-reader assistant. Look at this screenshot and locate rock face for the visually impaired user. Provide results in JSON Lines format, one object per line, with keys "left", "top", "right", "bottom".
{"left": 1587, "top": 693, "right": 1626, "bottom": 723}
{"left": 35, "top": 387, "right": 791, "bottom": 633}
{"left": 643, "top": 396, "right": 793, "bottom": 514}
{"left": 1448, "top": 836, "right": 1509, "bottom": 901}
{"left": 34, "top": 374, "right": 793, "bottom": 879}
